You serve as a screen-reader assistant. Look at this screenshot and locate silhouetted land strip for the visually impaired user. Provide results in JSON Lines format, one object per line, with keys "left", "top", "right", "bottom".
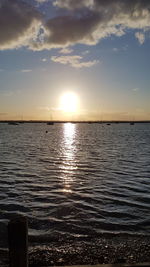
{"left": 0, "top": 120, "right": 150, "bottom": 124}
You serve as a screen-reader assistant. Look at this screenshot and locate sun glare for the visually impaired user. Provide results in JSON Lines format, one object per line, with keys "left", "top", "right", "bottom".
{"left": 60, "top": 92, "right": 79, "bottom": 113}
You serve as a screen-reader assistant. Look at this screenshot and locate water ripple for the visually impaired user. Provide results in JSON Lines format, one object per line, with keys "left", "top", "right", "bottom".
{"left": 0, "top": 123, "right": 150, "bottom": 248}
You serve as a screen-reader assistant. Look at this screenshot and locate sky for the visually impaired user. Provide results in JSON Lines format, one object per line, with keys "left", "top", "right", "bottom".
{"left": 0, "top": 0, "right": 150, "bottom": 121}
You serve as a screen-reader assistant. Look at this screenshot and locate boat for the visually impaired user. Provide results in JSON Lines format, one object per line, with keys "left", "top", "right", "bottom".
{"left": 8, "top": 121, "right": 18, "bottom": 125}
{"left": 47, "top": 121, "right": 54, "bottom": 125}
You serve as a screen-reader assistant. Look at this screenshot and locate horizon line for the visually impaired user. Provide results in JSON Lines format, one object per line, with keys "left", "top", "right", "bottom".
{"left": 0, "top": 120, "right": 150, "bottom": 124}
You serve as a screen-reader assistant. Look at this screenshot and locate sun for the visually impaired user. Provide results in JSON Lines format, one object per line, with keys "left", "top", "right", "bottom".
{"left": 60, "top": 92, "right": 79, "bottom": 113}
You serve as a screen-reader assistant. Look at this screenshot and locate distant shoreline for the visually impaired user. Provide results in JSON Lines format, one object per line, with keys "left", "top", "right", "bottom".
{"left": 0, "top": 120, "right": 150, "bottom": 124}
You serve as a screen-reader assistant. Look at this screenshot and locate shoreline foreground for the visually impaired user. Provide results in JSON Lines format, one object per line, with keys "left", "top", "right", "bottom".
{"left": 1, "top": 234, "right": 150, "bottom": 266}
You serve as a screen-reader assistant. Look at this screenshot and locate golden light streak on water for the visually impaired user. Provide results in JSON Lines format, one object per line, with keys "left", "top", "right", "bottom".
{"left": 61, "top": 123, "right": 77, "bottom": 193}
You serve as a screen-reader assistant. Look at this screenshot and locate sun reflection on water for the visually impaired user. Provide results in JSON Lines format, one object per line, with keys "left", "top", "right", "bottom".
{"left": 61, "top": 123, "right": 77, "bottom": 193}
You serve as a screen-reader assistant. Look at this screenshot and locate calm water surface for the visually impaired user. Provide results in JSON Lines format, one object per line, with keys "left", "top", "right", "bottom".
{"left": 0, "top": 123, "right": 150, "bottom": 248}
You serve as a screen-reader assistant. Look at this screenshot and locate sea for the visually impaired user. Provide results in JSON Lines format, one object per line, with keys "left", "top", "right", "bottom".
{"left": 0, "top": 122, "right": 150, "bottom": 266}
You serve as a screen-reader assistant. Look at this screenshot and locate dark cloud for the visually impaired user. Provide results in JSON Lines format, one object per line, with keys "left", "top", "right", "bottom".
{"left": 30, "top": 0, "right": 150, "bottom": 49}
{"left": 54, "top": 0, "right": 150, "bottom": 12}
{"left": 0, "top": 0, "right": 41, "bottom": 50}
{"left": 45, "top": 12, "right": 100, "bottom": 46}
{"left": 0, "top": 0, "right": 150, "bottom": 50}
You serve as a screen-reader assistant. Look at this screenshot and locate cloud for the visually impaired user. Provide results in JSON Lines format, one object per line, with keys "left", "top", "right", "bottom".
{"left": 35, "top": 0, "right": 48, "bottom": 3}
{"left": 53, "top": 0, "right": 94, "bottom": 10}
{"left": 38, "top": 106, "right": 62, "bottom": 112}
{"left": 30, "top": 13, "right": 102, "bottom": 50}
{"left": 38, "top": 106, "right": 51, "bottom": 111}
{"left": 132, "top": 87, "right": 140, "bottom": 92}
{"left": 135, "top": 32, "right": 145, "bottom": 44}
{"left": 53, "top": 0, "right": 150, "bottom": 13}
{"left": 113, "top": 47, "right": 119, "bottom": 52}
{"left": 0, "top": 90, "right": 13, "bottom": 97}
{"left": 51, "top": 54, "right": 99, "bottom": 68}
{"left": 30, "top": 0, "right": 150, "bottom": 50}
{"left": 0, "top": 0, "right": 41, "bottom": 50}
{"left": 21, "top": 69, "right": 32, "bottom": 73}
{"left": 59, "top": 47, "right": 73, "bottom": 54}
{"left": 42, "top": 58, "right": 47, "bottom": 62}
{"left": 0, "top": 89, "right": 21, "bottom": 97}
{"left": 0, "top": 112, "right": 8, "bottom": 116}
{"left": 82, "top": 50, "right": 90, "bottom": 55}
{"left": 113, "top": 45, "right": 128, "bottom": 52}
{"left": 0, "top": 0, "right": 150, "bottom": 51}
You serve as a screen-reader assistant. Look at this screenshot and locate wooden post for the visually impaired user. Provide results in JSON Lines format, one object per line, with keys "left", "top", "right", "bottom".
{"left": 8, "top": 216, "right": 28, "bottom": 267}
